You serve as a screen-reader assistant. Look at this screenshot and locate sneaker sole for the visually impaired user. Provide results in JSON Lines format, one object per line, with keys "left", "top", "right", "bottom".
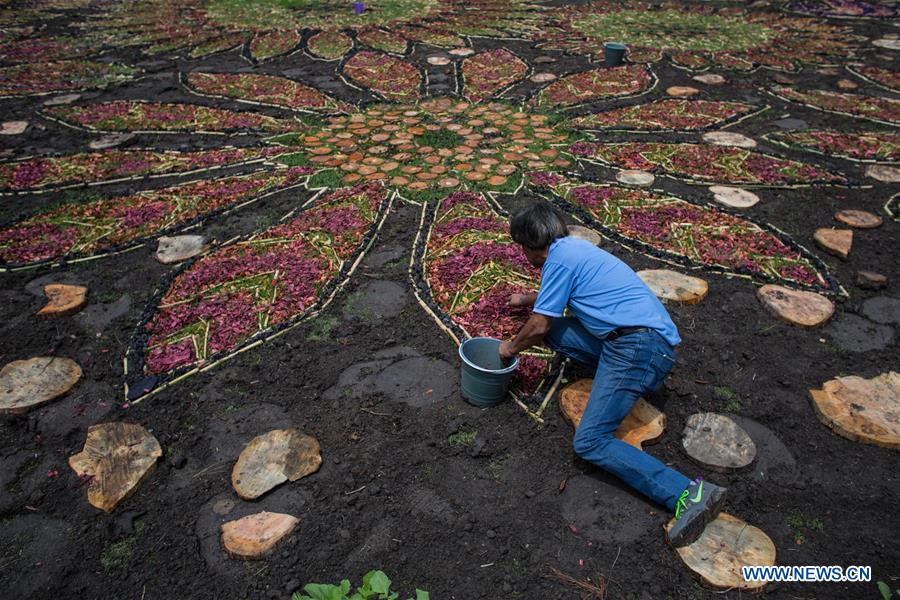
{"left": 668, "top": 488, "right": 728, "bottom": 548}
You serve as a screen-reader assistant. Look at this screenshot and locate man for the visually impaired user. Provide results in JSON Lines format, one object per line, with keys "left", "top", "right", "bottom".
{"left": 499, "top": 201, "right": 725, "bottom": 547}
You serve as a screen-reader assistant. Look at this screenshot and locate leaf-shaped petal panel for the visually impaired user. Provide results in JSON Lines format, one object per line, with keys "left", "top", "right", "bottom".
{"left": 412, "top": 191, "right": 554, "bottom": 396}
{"left": 771, "top": 86, "right": 900, "bottom": 126}
{"left": 248, "top": 30, "right": 299, "bottom": 61}
{"left": 536, "top": 178, "right": 836, "bottom": 292}
{"left": 764, "top": 130, "right": 900, "bottom": 163}
{"left": 342, "top": 51, "right": 421, "bottom": 102}
{"left": 847, "top": 66, "right": 900, "bottom": 92}
{"left": 582, "top": 142, "right": 847, "bottom": 186}
{"left": 529, "top": 65, "right": 654, "bottom": 108}
{"left": 462, "top": 49, "right": 528, "bottom": 103}
{"left": 127, "top": 183, "right": 389, "bottom": 399}
{"left": 0, "top": 60, "right": 136, "bottom": 97}
{"left": 0, "top": 168, "right": 313, "bottom": 269}
{"left": 184, "top": 72, "right": 346, "bottom": 113}
{"left": 571, "top": 99, "right": 763, "bottom": 132}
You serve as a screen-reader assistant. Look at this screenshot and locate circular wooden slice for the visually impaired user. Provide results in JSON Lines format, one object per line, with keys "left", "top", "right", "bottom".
{"left": 834, "top": 209, "right": 882, "bottom": 229}
{"left": 813, "top": 228, "right": 852, "bottom": 259}
{"left": 756, "top": 284, "right": 834, "bottom": 328}
{"left": 682, "top": 413, "right": 756, "bottom": 471}
{"left": 616, "top": 169, "right": 654, "bottom": 187}
{"left": 873, "top": 38, "right": 900, "bottom": 50}
{"left": 665, "top": 512, "right": 776, "bottom": 592}
{"left": 709, "top": 186, "right": 760, "bottom": 208}
{"left": 449, "top": 47, "right": 475, "bottom": 56}
{"left": 865, "top": 164, "right": 900, "bottom": 182}
{"left": 530, "top": 73, "right": 557, "bottom": 83}
{"left": 666, "top": 86, "right": 700, "bottom": 97}
{"left": 702, "top": 131, "right": 756, "bottom": 148}
{"left": 638, "top": 269, "right": 708, "bottom": 304}
{"left": 567, "top": 225, "right": 602, "bottom": 246}
{"left": 692, "top": 74, "right": 725, "bottom": 85}
{"left": 809, "top": 372, "right": 900, "bottom": 449}
{"left": 0, "top": 357, "right": 82, "bottom": 416}
{"left": 36, "top": 284, "right": 88, "bottom": 319}
{"left": 232, "top": 428, "right": 321, "bottom": 500}
{"left": 426, "top": 56, "right": 450, "bottom": 66}
{"left": 0, "top": 121, "right": 28, "bottom": 135}
{"left": 221, "top": 512, "right": 299, "bottom": 560}
{"left": 559, "top": 379, "right": 666, "bottom": 449}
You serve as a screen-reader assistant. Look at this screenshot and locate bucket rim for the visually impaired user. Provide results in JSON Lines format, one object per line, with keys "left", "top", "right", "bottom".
{"left": 458, "top": 337, "right": 519, "bottom": 375}
{"left": 603, "top": 42, "right": 627, "bottom": 50}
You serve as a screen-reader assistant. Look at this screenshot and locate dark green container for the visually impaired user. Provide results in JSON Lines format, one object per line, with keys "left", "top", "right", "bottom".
{"left": 458, "top": 337, "right": 519, "bottom": 407}
{"left": 603, "top": 42, "right": 627, "bottom": 66}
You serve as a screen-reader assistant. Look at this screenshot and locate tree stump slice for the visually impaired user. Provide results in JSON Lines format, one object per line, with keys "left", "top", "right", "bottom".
{"left": 567, "top": 225, "right": 602, "bottom": 246}
{"left": 36, "top": 284, "right": 88, "bottom": 319}
{"left": 809, "top": 372, "right": 899, "bottom": 449}
{"left": 709, "top": 186, "right": 760, "bottom": 208}
{"left": 0, "top": 121, "right": 28, "bottom": 135}
{"left": 865, "top": 164, "right": 900, "bottom": 182}
{"left": 756, "top": 284, "right": 834, "bottom": 328}
{"left": 0, "top": 357, "right": 82, "bottom": 416}
{"left": 68, "top": 422, "right": 162, "bottom": 512}
{"left": 616, "top": 170, "right": 654, "bottom": 187}
{"left": 682, "top": 413, "right": 756, "bottom": 471}
{"left": 701, "top": 131, "right": 757, "bottom": 148}
{"left": 666, "top": 86, "right": 700, "bottom": 97}
{"left": 221, "top": 512, "right": 299, "bottom": 560}
{"left": 813, "top": 228, "right": 852, "bottom": 259}
{"left": 155, "top": 235, "right": 208, "bottom": 264}
{"left": 559, "top": 379, "right": 666, "bottom": 449}
{"left": 232, "top": 428, "right": 321, "bottom": 500}
{"left": 638, "top": 269, "right": 708, "bottom": 304}
{"left": 665, "top": 512, "right": 776, "bottom": 592}
{"left": 692, "top": 74, "right": 725, "bottom": 85}
{"left": 834, "top": 209, "right": 882, "bottom": 229}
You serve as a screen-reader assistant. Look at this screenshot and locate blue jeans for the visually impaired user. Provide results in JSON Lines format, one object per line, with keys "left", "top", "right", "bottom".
{"left": 546, "top": 317, "right": 691, "bottom": 510}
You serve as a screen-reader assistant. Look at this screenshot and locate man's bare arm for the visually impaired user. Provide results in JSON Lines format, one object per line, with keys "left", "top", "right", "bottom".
{"left": 509, "top": 292, "right": 538, "bottom": 307}
{"left": 499, "top": 312, "right": 553, "bottom": 360}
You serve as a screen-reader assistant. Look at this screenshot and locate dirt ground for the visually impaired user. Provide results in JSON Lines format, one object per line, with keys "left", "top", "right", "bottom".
{"left": 1, "top": 1, "right": 899, "bottom": 599}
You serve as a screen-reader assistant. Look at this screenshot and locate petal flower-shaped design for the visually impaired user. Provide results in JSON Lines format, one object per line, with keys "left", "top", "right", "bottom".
{"left": 0, "top": 60, "right": 136, "bottom": 97}
{"left": 581, "top": 142, "right": 847, "bottom": 187}
{"left": 307, "top": 30, "right": 353, "bottom": 60}
{"left": 0, "top": 147, "right": 288, "bottom": 194}
{"left": 786, "top": 0, "right": 897, "bottom": 19}
{"left": 342, "top": 51, "right": 422, "bottom": 102}
{"left": 43, "top": 101, "right": 297, "bottom": 134}
{"left": 183, "top": 72, "right": 349, "bottom": 113}
{"left": 125, "top": 183, "right": 390, "bottom": 400}
{"left": 770, "top": 86, "right": 900, "bottom": 126}
{"left": 0, "top": 34, "right": 95, "bottom": 63}
{"left": 411, "top": 191, "right": 559, "bottom": 400}
{"left": 529, "top": 65, "right": 655, "bottom": 108}
{"left": 846, "top": 66, "right": 900, "bottom": 92}
{"left": 532, "top": 176, "right": 837, "bottom": 292}
{"left": 461, "top": 49, "right": 528, "bottom": 103}
{"left": 248, "top": 30, "right": 299, "bottom": 61}
{"left": 570, "top": 99, "right": 765, "bottom": 132}
{"left": 764, "top": 130, "right": 900, "bottom": 163}
{"left": 0, "top": 168, "right": 313, "bottom": 269}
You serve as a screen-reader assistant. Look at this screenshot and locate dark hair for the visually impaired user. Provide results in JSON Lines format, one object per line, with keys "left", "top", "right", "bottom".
{"left": 509, "top": 201, "right": 569, "bottom": 250}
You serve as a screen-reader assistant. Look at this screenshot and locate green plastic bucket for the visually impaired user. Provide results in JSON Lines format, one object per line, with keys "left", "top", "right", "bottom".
{"left": 458, "top": 337, "right": 519, "bottom": 407}
{"left": 603, "top": 42, "right": 627, "bottom": 66}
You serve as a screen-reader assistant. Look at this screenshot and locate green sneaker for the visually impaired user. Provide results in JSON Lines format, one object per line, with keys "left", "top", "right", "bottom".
{"left": 667, "top": 479, "right": 727, "bottom": 547}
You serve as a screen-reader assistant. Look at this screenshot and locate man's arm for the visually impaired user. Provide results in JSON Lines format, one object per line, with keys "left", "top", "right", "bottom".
{"left": 499, "top": 312, "right": 553, "bottom": 360}
{"left": 509, "top": 292, "right": 538, "bottom": 307}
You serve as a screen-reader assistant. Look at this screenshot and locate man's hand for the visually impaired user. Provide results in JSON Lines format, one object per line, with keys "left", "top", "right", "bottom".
{"left": 509, "top": 292, "right": 538, "bottom": 307}
{"left": 499, "top": 340, "right": 517, "bottom": 361}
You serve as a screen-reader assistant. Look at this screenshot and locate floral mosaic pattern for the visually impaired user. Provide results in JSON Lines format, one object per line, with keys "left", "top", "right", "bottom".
{"left": 126, "top": 183, "right": 389, "bottom": 398}
{"left": 570, "top": 99, "right": 763, "bottom": 132}
{"left": 0, "top": 34, "right": 95, "bottom": 63}
{"left": 43, "top": 101, "right": 297, "bottom": 134}
{"left": 534, "top": 177, "right": 834, "bottom": 291}
{"left": 529, "top": 65, "right": 654, "bottom": 108}
{"left": 342, "top": 51, "right": 421, "bottom": 102}
{"left": 582, "top": 142, "right": 846, "bottom": 186}
{"left": 462, "top": 49, "right": 528, "bottom": 103}
{"left": 0, "top": 148, "right": 286, "bottom": 193}
{"left": 771, "top": 87, "right": 900, "bottom": 126}
{"left": 0, "top": 60, "right": 135, "bottom": 97}
{"left": 537, "top": 1, "right": 858, "bottom": 72}
{"left": 0, "top": 168, "right": 311, "bottom": 269}
{"left": 787, "top": 0, "right": 897, "bottom": 19}
{"left": 847, "top": 66, "right": 900, "bottom": 92}
{"left": 183, "top": 72, "right": 348, "bottom": 113}
{"left": 764, "top": 130, "right": 900, "bottom": 163}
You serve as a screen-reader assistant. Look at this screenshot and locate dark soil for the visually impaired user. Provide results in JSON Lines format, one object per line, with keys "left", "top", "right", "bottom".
{"left": 1, "top": 2, "right": 898, "bottom": 600}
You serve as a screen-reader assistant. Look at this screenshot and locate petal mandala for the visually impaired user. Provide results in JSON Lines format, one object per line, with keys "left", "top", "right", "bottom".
{"left": 771, "top": 86, "right": 900, "bottom": 126}
{"left": 184, "top": 72, "right": 347, "bottom": 113}
{"left": 583, "top": 142, "right": 847, "bottom": 186}
{"left": 529, "top": 65, "right": 654, "bottom": 108}
{"left": 411, "top": 191, "right": 558, "bottom": 398}
{"left": 535, "top": 178, "right": 837, "bottom": 292}
{"left": 248, "top": 30, "right": 299, "bottom": 61}
{"left": 43, "top": 101, "right": 296, "bottom": 134}
{"left": 126, "top": 183, "right": 390, "bottom": 399}
{"left": 0, "top": 35, "right": 95, "bottom": 63}
{"left": 0, "top": 60, "right": 136, "bottom": 97}
{"left": 356, "top": 27, "right": 408, "bottom": 55}
{"left": 307, "top": 30, "right": 353, "bottom": 60}
{"left": 787, "top": 0, "right": 897, "bottom": 19}
{"left": 847, "top": 66, "right": 900, "bottom": 93}
{"left": 342, "top": 51, "right": 421, "bottom": 102}
{"left": 0, "top": 168, "right": 314, "bottom": 269}
{"left": 571, "top": 99, "right": 763, "bottom": 132}
{"left": 189, "top": 32, "right": 246, "bottom": 58}
{"left": 764, "top": 130, "right": 900, "bottom": 163}
{"left": 461, "top": 49, "right": 528, "bottom": 103}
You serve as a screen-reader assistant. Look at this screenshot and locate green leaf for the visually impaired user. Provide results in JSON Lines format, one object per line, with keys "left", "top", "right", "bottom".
{"left": 415, "top": 591, "right": 430, "bottom": 600}
{"left": 301, "top": 583, "right": 347, "bottom": 600}
{"left": 362, "top": 570, "right": 392, "bottom": 596}
{"left": 877, "top": 581, "right": 892, "bottom": 600}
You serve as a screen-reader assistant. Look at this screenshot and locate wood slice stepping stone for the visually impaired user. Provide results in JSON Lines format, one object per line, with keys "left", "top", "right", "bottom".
{"left": 692, "top": 74, "right": 725, "bottom": 85}
{"left": 68, "top": 422, "right": 162, "bottom": 512}
{"left": 856, "top": 271, "right": 888, "bottom": 290}
{"left": 36, "top": 284, "right": 88, "bottom": 319}
{"left": 221, "top": 511, "right": 299, "bottom": 560}
{"left": 559, "top": 379, "right": 665, "bottom": 449}
{"left": 0, "top": 357, "right": 82, "bottom": 416}
{"left": 567, "top": 225, "right": 602, "bottom": 246}
{"left": 813, "top": 228, "right": 852, "bottom": 259}
{"left": 873, "top": 38, "right": 900, "bottom": 50}
{"left": 530, "top": 72, "right": 557, "bottom": 83}
{"left": 88, "top": 133, "right": 135, "bottom": 150}
{"left": 616, "top": 169, "right": 654, "bottom": 187}
{"left": 709, "top": 185, "right": 759, "bottom": 208}
{"left": 683, "top": 413, "right": 756, "bottom": 471}
{"left": 666, "top": 86, "right": 700, "bottom": 97}
{"left": 701, "top": 131, "right": 756, "bottom": 148}
{"left": 155, "top": 235, "right": 208, "bottom": 264}
{"left": 861, "top": 296, "right": 900, "bottom": 325}
{"left": 449, "top": 48, "right": 475, "bottom": 57}
{"left": 43, "top": 93, "right": 81, "bottom": 106}
{"left": 0, "top": 121, "right": 28, "bottom": 135}
{"left": 836, "top": 79, "right": 858, "bottom": 91}
{"left": 809, "top": 372, "right": 899, "bottom": 449}
{"left": 638, "top": 269, "right": 708, "bottom": 304}
{"left": 756, "top": 284, "right": 834, "bottom": 328}
{"left": 232, "top": 428, "right": 321, "bottom": 500}
{"left": 865, "top": 164, "right": 900, "bottom": 182}
{"left": 665, "top": 512, "right": 775, "bottom": 592}
{"left": 426, "top": 56, "right": 450, "bottom": 66}
{"left": 835, "top": 209, "right": 882, "bottom": 229}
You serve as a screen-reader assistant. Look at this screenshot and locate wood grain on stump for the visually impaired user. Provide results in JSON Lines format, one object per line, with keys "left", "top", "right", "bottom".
{"left": 692, "top": 74, "right": 725, "bottom": 85}
{"left": 232, "top": 428, "right": 321, "bottom": 500}
{"left": 682, "top": 413, "right": 756, "bottom": 471}
{"left": 638, "top": 269, "right": 708, "bottom": 304}
{"left": 0, "top": 357, "right": 82, "bottom": 416}
{"left": 68, "top": 422, "right": 162, "bottom": 512}
{"left": 559, "top": 379, "right": 666, "bottom": 449}
{"left": 809, "top": 372, "right": 899, "bottom": 449}
{"left": 155, "top": 235, "right": 208, "bottom": 264}
{"left": 616, "top": 170, "right": 654, "bottom": 187}
{"left": 0, "top": 121, "right": 28, "bottom": 135}
{"left": 666, "top": 86, "right": 699, "bottom": 97}
{"left": 756, "top": 284, "right": 834, "bottom": 328}
{"left": 813, "top": 228, "right": 852, "bottom": 259}
{"left": 866, "top": 164, "right": 900, "bottom": 182}
{"left": 221, "top": 512, "right": 299, "bottom": 560}
{"left": 709, "top": 186, "right": 759, "bottom": 208}
{"left": 665, "top": 512, "right": 776, "bottom": 592}
{"left": 701, "top": 131, "right": 756, "bottom": 148}
{"left": 36, "top": 284, "right": 88, "bottom": 319}
{"left": 834, "top": 209, "right": 882, "bottom": 229}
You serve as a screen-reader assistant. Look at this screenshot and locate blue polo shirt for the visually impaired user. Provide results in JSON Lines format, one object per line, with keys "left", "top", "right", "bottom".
{"left": 533, "top": 237, "right": 681, "bottom": 346}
